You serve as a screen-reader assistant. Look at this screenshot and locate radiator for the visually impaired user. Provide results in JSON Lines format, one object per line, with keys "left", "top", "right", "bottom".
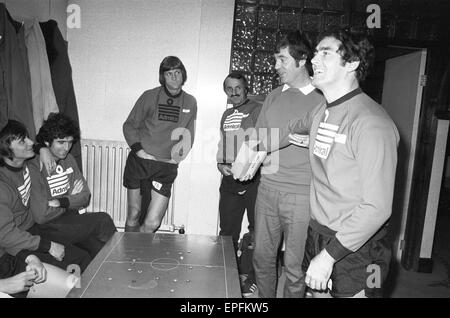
{"left": 80, "top": 139, "right": 175, "bottom": 232}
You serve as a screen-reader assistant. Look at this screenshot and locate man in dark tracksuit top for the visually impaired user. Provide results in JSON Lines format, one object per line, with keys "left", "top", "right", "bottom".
{"left": 0, "top": 120, "right": 91, "bottom": 295}
{"left": 123, "top": 56, "right": 197, "bottom": 233}
{"left": 0, "top": 3, "right": 36, "bottom": 139}
{"left": 216, "top": 72, "right": 261, "bottom": 297}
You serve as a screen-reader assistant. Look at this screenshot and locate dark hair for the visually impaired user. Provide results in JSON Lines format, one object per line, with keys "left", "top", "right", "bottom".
{"left": 159, "top": 56, "right": 187, "bottom": 86}
{"left": 316, "top": 28, "right": 375, "bottom": 82}
{"left": 276, "top": 30, "right": 313, "bottom": 74}
{"left": 222, "top": 71, "right": 249, "bottom": 93}
{"left": 0, "top": 120, "right": 29, "bottom": 164}
{"left": 36, "top": 113, "right": 80, "bottom": 146}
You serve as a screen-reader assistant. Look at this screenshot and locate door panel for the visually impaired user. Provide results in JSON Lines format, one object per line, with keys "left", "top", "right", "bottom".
{"left": 381, "top": 49, "right": 427, "bottom": 261}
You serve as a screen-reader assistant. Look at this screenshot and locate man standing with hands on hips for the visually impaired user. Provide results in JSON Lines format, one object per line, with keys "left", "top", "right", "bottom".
{"left": 123, "top": 56, "right": 197, "bottom": 233}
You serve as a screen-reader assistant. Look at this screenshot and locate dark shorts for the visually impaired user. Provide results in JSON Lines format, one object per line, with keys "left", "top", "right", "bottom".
{"left": 0, "top": 253, "right": 29, "bottom": 298}
{"left": 0, "top": 253, "right": 26, "bottom": 280}
{"left": 123, "top": 152, "right": 178, "bottom": 198}
{"left": 302, "top": 221, "right": 391, "bottom": 298}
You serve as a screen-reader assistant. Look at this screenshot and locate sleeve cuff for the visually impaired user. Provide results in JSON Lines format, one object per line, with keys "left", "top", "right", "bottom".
{"left": 36, "top": 238, "right": 52, "bottom": 253}
{"left": 16, "top": 249, "right": 33, "bottom": 261}
{"left": 33, "top": 143, "right": 46, "bottom": 155}
{"left": 325, "top": 237, "right": 352, "bottom": 262}
{"left": 58, "top": 197, "right": 70, "bottom": 208}
{"left": 130, "top": 142, "right": 143, "bottom": 153}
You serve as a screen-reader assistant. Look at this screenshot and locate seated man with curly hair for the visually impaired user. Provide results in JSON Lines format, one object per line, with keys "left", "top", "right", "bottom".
{"left": 34, "top": 113, "right": 117, "bottom": 258}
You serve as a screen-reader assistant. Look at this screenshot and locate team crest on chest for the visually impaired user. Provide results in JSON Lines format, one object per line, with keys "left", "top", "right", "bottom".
{"left": 158, "top": 103, "right": 181, "bottom": 123}
{"left": 18, "top": 166, "right": 31, "bottom": 206}
{"left": 47, "top": 165, "right": 74, "bottom": 197}
{"left": 313, "top": 121, "right": 340, "bottom": 159}
{"left": 223, "top": 110, "right": 249, "bottom": 131}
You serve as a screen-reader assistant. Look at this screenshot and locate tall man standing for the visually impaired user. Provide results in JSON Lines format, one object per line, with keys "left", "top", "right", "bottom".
{"left": 301, "top": 29, "right": 398, "bottom": 298}
{"left": 123, "top": 56, "right": 197, "bottom": 233}
{"left": 253, "top": 31, "right": 324, "bottom": 298}
{"left": 217, "top": 71, "right": 262, "bottom": 297}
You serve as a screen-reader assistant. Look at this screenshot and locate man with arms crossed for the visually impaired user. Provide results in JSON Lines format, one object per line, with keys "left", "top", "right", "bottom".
{"left": 34, "top": 113, "right": 117, "bottom": 258}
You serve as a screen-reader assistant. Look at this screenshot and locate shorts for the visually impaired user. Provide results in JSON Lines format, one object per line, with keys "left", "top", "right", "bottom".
{"left": 123, "top": 151, "right": 178, "bottom": 197}
{"left": 0, "top": 253, "right": 26, "bottom": 280}
{"left": 0, "top": 253, "right": 29, "bottom": 298}
{"left": 302, "top": 220, "right": 391, "bottom": 298}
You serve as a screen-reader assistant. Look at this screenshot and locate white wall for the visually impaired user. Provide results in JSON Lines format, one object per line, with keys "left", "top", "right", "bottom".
{"left": 68, "top": 0, "right": 235, "bottom": 235}
{"left": 1, "top": 0, "right": 68, "bottom": 38}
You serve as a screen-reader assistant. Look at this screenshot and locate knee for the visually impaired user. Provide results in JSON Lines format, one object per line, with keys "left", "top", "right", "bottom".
{"left": 96, "top": 212, "right": 117, "bottom": 238}
{"left": 97, "top": 212, "right": 116, "bottom": 228}
{"left": 127, "top": 200, "right": 140, "bottom": 212}
{"left": 283, "top": 253, "right": 302, "bottom": 275}
{"left": 253, "top": 246, "right": 277, "bottom": 267}
{"left": 141, "top": 219, "right": 161, "bottom": 233}
{"left": 96, "top": 211, "right": 111, "bottom": 219}
{"left": 127, "top": 203, "right": 140, "bottom": 221}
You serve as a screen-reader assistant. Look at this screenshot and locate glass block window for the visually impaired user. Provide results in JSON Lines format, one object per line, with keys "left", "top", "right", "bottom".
{"left": 229, "top": 0, "right": 445, "bottom": 97}
{"left": 230, "top": 0, "right": 352, "bottom": 96}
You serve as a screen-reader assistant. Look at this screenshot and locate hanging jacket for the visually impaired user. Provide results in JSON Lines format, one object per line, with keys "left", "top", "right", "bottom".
{"left": 0, "top": 3, "right": 36, "bottom": 138}
{"left": 24, "top": 18, "right": 59, "bottom": 133}
{"left": 39, "top": 20, "right": 82, "bottom": 171}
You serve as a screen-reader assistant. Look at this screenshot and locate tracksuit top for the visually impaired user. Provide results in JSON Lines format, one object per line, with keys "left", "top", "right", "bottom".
{"left": 39, "top": 153, "right": 90, "bottom": 220}
{"left": 123, "top": 86, "right": 197, "bottom": 162}
{"left": 0, "top": 158, "right": 53, "bottom": 258}
{"left": 216, "top": 99, "right": 262, "bottom": 164}
{"left": 256, "top": 84, "right": 324, "bottom": 194}
{"left": 281, "top": 88, "right": 399, "bottom": 261}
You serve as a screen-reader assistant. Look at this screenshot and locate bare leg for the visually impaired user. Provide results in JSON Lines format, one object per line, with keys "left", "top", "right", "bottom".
{"left": 126, "top": 189, "right": 141, "bottom": 231}
{"left": 140, "top": 190, "right": 169, "bottom": 233}
{"left": 27, "top": 263, "right": 79, "bottom": 298}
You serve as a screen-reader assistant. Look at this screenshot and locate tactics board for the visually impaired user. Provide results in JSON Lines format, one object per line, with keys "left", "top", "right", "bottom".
{"left": 67, "top": 232, "right": 241, "bottom": 298}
